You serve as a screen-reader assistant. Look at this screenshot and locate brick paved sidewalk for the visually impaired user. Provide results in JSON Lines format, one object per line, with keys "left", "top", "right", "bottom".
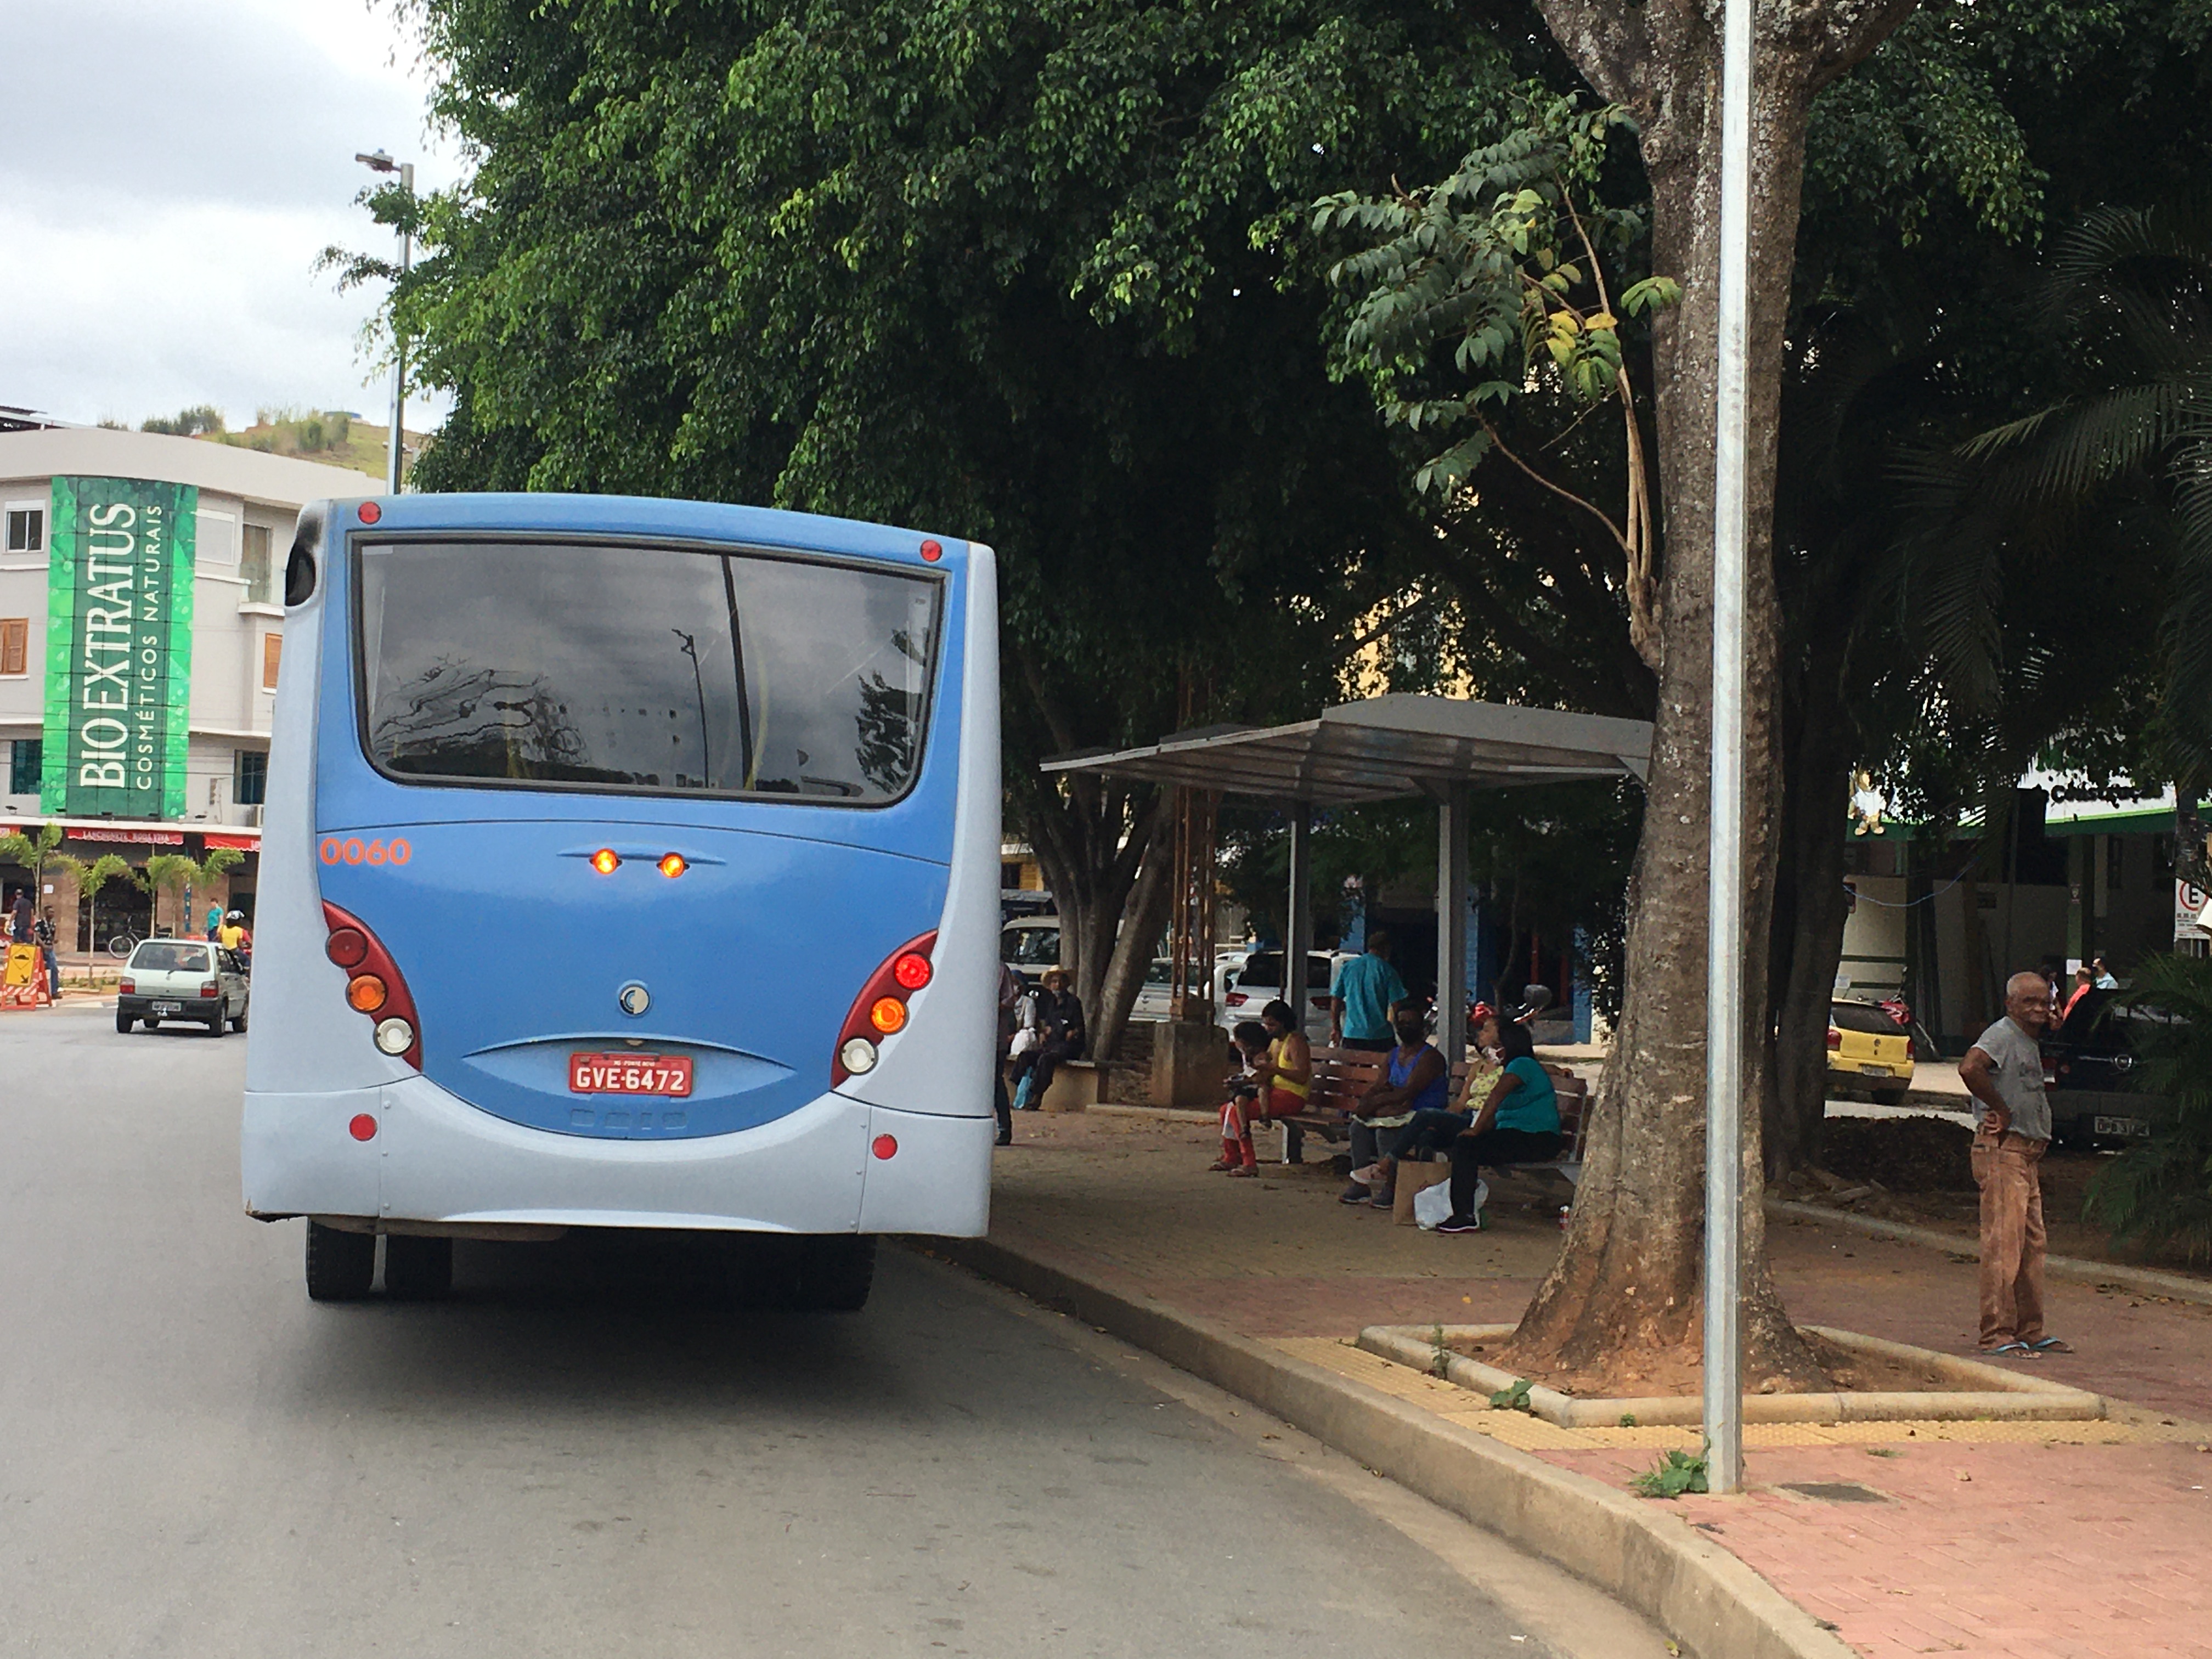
{"left": 985, "top": 1110, "right": 2212, "bottom": 1658}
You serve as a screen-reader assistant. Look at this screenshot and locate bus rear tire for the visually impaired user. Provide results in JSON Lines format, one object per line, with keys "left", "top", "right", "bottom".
{"left": 305, "top": 1221, "right": 375, "bottom": 1301}
{"left": 116, "top": 1009, "right": 133, "bottom": 1034}
{"left": 795, "top": 1235, "right": 876, "bottom": 1312}
{"left": 383, "top": 1235, "right": 453, "bottom": 1300}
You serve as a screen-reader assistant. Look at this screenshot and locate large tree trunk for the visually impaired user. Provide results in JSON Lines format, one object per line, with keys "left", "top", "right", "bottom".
{"left": 1024, "top": 788, "right": 1167, "bottom": 1064}
{"left": 1091, "top": 820, "right": 1173, "bottom": 1063}
{"left": 1505, "top": 0, "right": 1914, "bottom": 1389}
{"left": 1763, "top": 695, "right": 1857, "bottom": 1179}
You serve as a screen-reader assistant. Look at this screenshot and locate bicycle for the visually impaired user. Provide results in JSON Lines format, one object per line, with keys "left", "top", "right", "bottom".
{"left": 106, "top": 929, "right": 142, "bottom": 960}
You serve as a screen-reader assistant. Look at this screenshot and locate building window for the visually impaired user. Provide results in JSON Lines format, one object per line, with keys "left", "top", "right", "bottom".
{"left": 196, "top": 506, "right": 238, "bottom": 566}
{"left": 0, "top": 618, "right": 25, "bottom": 676}
{"left": 8, "top": 738, "right": 38, "bottom": 796}
{"left": 240, "top": 524, "right": 274, "bottom": 603}
{"left": 261, "top": 632, "right": 282, "bottom": 691}
{"left": 234, "top": 749, "right": 268, "bottom": 806}
{"left": 4, "top": 505, "right": 42, "bottom": 554}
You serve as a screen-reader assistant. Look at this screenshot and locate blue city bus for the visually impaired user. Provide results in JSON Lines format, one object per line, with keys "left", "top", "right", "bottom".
{"left": 241, "top": 494, "right": 1000, "bottom": 1308}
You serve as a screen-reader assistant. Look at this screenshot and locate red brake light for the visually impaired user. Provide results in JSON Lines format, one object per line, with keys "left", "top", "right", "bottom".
{"left": 120, "top": 978, "right": 135, "bottom": 994}
{"left": 831, "top": 930, "right": 938, "bottom": 1086}
{"left": 1226, "top": 991, "right": 1248, "bottom": 1006}
{"left": 357, "top": 501, "right": 381, "bottom": 524}
{"left": 920, "top": 539, "right": 943, "bottom": 562}
{"left": 1826, "top": 1028, "right": 1841, "bottom": 1051}
{"left": 322, "top": 901, "right": 422, "bottom": 1069}
{"left": 325, "top": 927, "right": 369, "bottom": 968}
{"left": 591, "top": 848, "right": 620, "bottom": 874}
{"left": 200, "top": 979, "right": 219, "bottom": 998}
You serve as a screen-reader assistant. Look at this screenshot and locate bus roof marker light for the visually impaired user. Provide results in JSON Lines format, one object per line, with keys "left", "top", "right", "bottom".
{"left": 892, "top": 952, "right": 932, "bottom": 991}
{"left": 357, "top": 501, "right": 381, "bottom": 524}
{"left": 839, "top": 1036, "right": 878, "bottom": 1075}
{"left": 872, "top": 1134, "right": 898, "bottom": 1160}
{"left": 869, "top": 996, "right": 908, "bottom": 1035}
{"left": 590, "top": 848, "right": 620, "bottom": 874}
{"left": 657, "top": 852, "right": 687, "bottom": 878}
{"left": 919, "top": 539, "right": 941, "bottom": 561}
{"left": 347, "top": 974, "right": 388, "bottom": 1013}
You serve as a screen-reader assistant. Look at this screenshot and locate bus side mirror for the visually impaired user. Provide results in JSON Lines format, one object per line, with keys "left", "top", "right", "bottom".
{"left": 285, "top": 505, "right": 325, "bottom": 606}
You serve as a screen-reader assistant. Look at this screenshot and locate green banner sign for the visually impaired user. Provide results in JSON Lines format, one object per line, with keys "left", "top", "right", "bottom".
{"left": 40, "top": 477, "right": 197, "bottom": 819}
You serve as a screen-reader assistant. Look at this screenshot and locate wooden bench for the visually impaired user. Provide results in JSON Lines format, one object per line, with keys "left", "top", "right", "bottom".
{"left": 1271, "top": 1048, "right": 1590, "bottom": 1185}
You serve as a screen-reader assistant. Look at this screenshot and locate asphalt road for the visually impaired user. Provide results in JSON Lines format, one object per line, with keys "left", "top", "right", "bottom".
{"left": 0, "top": 1003, "right": 1667, "bottom": 1658}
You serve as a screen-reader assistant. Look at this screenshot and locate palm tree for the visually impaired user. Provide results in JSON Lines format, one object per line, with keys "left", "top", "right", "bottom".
{"left": 1941, "top": 201, "right": 2212, "bottom": 862}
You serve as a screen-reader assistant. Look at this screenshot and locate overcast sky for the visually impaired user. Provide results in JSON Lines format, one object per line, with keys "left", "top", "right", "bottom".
{"left": 0, "top": 0, "right": 458, "bottom": 431}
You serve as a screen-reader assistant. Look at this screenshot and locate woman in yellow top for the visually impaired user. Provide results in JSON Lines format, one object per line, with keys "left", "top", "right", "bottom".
{"left": 1221, "top": 999, "right": 1312, "bottom": 1175}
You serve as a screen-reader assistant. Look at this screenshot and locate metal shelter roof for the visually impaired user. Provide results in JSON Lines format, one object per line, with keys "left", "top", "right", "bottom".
{"left": 1041, "top": 694, "right": 1652, "bottom": 806}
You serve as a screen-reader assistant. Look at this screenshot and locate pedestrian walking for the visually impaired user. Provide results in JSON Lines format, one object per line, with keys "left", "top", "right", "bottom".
{"left": 1957, "top": 971, "right": 2073, "bottom": 1356}
{"left": 33, "top": 908, "right": 59, "bottom": 1000}
{"left": 9, "top": 887, "right": 29, "bottom": 944}
{"left": 1327, "top": 929, "right": 1408, "bottom": 1052}
{"left": 992, "top": 961, "right": 1022, "bottom": 1146}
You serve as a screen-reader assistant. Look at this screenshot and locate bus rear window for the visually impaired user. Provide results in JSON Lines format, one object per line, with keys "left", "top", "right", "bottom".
{"left": 358, "top": 540, "right": 940, "bottom": 804}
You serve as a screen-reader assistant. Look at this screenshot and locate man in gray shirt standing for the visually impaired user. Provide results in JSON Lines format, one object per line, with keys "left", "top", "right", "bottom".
{"left": 1957, "top": 971, "right": 2072, "bottom": 1356}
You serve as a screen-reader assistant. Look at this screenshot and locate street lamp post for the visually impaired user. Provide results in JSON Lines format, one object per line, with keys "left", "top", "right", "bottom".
{"left": 1704, "top": 0, "right": 1755, "bottom": 1497}
{"left": 354, "top": 149, "right": 415, "bottom": 494}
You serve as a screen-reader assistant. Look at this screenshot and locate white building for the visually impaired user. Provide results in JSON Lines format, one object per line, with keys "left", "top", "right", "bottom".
{"left": 1, "top": 427, "right": 376, "bottom": 942}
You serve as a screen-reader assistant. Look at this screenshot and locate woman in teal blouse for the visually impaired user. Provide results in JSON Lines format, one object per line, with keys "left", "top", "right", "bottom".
{"left": 1435, "top": 1021, "right": 1563, "bottom": 1233}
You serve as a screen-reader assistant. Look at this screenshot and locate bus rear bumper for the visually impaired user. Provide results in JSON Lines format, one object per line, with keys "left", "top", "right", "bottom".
{"left": 242, "top": 1076, "right": 991, "bottom": 1238}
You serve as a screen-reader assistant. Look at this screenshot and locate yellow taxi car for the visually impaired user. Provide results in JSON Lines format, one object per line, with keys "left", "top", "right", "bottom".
{"left": 1827, "top": 999, "right": 1914, "bottom": 1105}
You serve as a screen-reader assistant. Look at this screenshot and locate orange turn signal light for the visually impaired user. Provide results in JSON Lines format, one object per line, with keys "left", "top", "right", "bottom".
{"left": 347, "top": 974, "right": 389, "bottom": 1014}
{"left": 590, "top": 848, "right": 620, "bottom": 874}
{"left": 869, "top": 996, "right": 908, "bottom": 1035}
{"left": 658, "top": 852, "right": 687, "bottom": 878}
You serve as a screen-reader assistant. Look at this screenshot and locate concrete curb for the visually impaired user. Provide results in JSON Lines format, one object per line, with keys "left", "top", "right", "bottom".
{"left": 1766, "top": 1198, "right": 2212, "bottom": 1308}
{"left": 924, "top": 1233, "right": 1854, "bottom": 1659}
{"left": 1357, "top": 1323, "right": 2105, "bottom": 1428}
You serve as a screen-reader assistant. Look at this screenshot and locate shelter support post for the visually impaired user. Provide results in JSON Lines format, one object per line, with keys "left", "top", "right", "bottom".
{"left": 1436, "top": 785, "right": 1469, "bottom": 1064}
{"left": 1285, "top": 803, "right": 1313, "bottom": 1018}
{"left": 1167, "top": 787, "right": 1219, "bottom": 1022}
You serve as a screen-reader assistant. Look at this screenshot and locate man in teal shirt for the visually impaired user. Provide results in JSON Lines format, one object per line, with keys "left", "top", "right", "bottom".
{"left": 1328, "top": 930, "right": 1408, "bottom": 1051}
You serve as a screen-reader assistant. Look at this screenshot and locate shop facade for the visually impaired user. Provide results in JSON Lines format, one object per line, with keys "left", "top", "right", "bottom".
{"left": 0, "top": 427, "right": 374, "bottom": 947}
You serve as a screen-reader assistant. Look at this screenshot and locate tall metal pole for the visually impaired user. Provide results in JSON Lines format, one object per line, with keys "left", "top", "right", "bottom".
{"left": 387, "top": 161, "right": 414, "bottom": 494}
{"left": 1703, "top": 0, "right": 1755, "bottom": 1497}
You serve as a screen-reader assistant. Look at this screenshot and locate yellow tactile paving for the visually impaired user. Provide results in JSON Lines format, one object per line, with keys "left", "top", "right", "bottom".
{"left": 1270, "top": 1336, "right": 2188, "bottom": 1448}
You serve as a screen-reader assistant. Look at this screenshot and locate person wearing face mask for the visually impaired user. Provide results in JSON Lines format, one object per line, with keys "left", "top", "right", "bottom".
{"left": 1433, "top": 1020, "right": 1564, "bottom": 1233}
{"left": 1340, "top": 999, "right": 1450, "bottom": 1207}
{"left": 1357, "top": 1009, "right": 1502, "bottom": 1199}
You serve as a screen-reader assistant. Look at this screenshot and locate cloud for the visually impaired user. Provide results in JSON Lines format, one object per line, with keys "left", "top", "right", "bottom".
{"left": 0, "top": 0, "right": 459, "bottom": 428}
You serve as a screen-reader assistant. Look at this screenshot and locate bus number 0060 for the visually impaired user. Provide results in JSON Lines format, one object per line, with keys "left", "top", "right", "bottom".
{"left": 319, "top": 837, "right": 413, "bottom": 867}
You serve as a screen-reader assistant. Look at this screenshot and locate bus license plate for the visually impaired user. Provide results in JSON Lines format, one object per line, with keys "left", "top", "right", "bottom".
{"left": 569, "top": 1053, "right": 694, "bottom": 1097}
{"left": 151, "top": 1000, "right": 184, "bottom": 1014}
{"left": 2094, "top": 1115, "right": 2151, "bottom": 1138}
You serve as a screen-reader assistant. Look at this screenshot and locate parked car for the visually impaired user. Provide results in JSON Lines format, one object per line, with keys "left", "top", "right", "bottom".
{"left": 116, "top": 938, "right": 250, "bottom": 1037}
{"left": 1215, "top": 950, "right": 1354, "bottom": 1039}
{"left": 1826, "top": 998, "right": 1914, "bottom": 1105}
{"left": 2041, "top": 988, "right": 2177, "bottom": 1148}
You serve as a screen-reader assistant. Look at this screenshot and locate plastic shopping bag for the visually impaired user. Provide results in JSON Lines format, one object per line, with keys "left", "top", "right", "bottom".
{"left": 1415, "top": 1176, "right": 1486, "bottom": 1231}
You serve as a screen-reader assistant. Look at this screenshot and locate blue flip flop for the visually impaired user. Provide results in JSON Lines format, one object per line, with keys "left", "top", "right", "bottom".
{"left": 1983, "top": 1340, "right": 2032, "bottom": 1356}
{"left": 2028, "top": 1338, "right": 2075, "bottom": 1354}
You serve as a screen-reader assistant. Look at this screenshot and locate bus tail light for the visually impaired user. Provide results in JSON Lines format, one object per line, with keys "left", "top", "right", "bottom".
{"left": 831, "top": 930, "right": 937, "bottom": 1086}
{"left": 322, "top": 900, "right": 422, "bottom": 1069}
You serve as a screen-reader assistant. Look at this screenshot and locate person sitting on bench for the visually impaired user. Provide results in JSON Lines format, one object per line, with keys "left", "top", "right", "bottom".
{"left": 1435, "top": 1020, "right": 1563, "bottom": 1234}
{"left": 1218, "top": 1001, "right": 1311, "bottom": 1175}
{"left": 1357, "top": 1008, "right": 1503, "bottom": 1200}
{"left": 1341, "top": 1000, "right": 1451, "bottom": 1208}
{"left": 1211, "top": 1020, "right": 1274, "bottom": 1172}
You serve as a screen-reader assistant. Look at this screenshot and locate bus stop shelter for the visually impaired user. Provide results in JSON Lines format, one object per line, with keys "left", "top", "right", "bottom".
{"left": 1042, "top": 693, "right": 1652, "bottom": 1063}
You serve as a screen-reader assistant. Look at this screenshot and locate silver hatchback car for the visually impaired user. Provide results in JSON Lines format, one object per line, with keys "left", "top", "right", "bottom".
{"left": 117, "top": 938, "right": 251, "bottom": 1037}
